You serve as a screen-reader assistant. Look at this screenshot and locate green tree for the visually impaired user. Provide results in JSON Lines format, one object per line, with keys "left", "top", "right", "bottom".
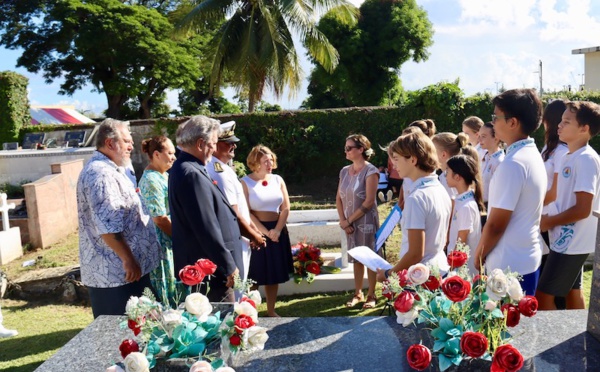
{"left": 178, "top": 0, "right": 358, "bottom": 112}
{"left": 303, "top": 0, "right": 433, "bottom": 109}
{"left": 0, "top": 0, "right": 201, "bottom": 119}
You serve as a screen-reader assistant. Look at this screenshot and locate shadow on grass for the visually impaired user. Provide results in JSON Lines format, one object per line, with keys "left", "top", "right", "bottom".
{"left": 0, "top": 328, "right": 85, "bottom": 363}
{"left": 1, "top": 360, "right": 45, "bottom": 372}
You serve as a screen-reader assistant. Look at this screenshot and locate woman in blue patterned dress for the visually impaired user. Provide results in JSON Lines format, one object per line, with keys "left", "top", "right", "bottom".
{"left": 139, "top": 135, "right": 177, "bottom": 306}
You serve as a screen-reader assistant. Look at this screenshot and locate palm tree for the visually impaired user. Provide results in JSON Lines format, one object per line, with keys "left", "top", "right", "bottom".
{"left": 178, "top": 0, "right": 357, "bottom": 112}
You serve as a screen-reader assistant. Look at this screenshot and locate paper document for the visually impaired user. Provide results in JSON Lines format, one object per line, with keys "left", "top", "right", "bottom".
{"left": 347, "top": 246, "right": 393, "bottom": 272}
{"left": 375, "top": 204, "right": 402, "bottom": 252}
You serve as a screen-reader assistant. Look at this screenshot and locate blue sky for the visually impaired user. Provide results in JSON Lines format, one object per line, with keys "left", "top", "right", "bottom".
{"left": 1, "top": 0, "right": 599, "bottom": 115}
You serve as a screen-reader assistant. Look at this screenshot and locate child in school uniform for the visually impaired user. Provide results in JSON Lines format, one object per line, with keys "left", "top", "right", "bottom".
{"left": 478, "top": 122, "right": 505, "bottom": 207}
{"left": 474, "top": 89, "right": 547, "bottom": 296}
{"left": 446, "top": 154, "right": 484, "bottom": 275}
{"left": 462, "top": 116, "right": 487, "bottom": 165}
{"left": 377, "top": 131, "right": 452, "bottom": 281}
{"left": 432, "top": 132, "right": 471, "bottom": 198}
{"left": 537, "top": 101, "right": 600, "bottom": 310}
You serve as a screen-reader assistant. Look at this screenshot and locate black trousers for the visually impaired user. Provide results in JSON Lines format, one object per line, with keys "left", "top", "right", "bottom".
{"left": 88, "top": 274, "right": 152, "bottom": 318}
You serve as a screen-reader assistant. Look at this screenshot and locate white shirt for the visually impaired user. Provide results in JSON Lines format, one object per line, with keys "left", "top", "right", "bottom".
{"left": 486, "top": 138, "right": 546, "bottom": 275}
{"left": 400, "top": 175, "right": 452, "bottom": 272}
{"left": 549, "top": 145, "right": 600, "bottom": 255}
{"left": 448, "top": 190, "right": 481, "bottom": 275}
{"left": 207, "top": 157, "right": 251, "bottom": 281}
{"left": 541, "top": 143, "right": 569, "bottom": 215}
{"left": 402, "top": 177, "right": 413, "bottom": 202}
{"left": 439, "top": 172, "right": 458, "bottom": 199}
{"left": 475, "top": 143, "right": 487, "bottom": 169}
{"left": 481, "top": 149, "right": 505, "bottom": 203}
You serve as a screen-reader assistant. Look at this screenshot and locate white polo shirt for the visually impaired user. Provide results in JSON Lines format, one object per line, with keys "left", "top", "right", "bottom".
{"left": 485, "top": 138, "right": 546, "bottom": 275}
{"left": 481, "top": 149, "right": 505, "bottom": 203}
{"left": 400, "top": 175, "right": 452, "bottom": 272}
{"left": 448, "top": 190, "right": 482, "bottom": 275}
{"left": 439, "top": 171, "right": 457, "bottom": 199}
{"left": 549, "top": 145, "right": 600, "bottom": 255}
{"left": 541, "top": 143, "right": 568, "bottom": 215}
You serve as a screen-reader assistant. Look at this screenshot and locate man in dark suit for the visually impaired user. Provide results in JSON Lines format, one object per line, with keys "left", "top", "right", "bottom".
{"left": 169, "top": 115, "right": 264, "bottom": 302}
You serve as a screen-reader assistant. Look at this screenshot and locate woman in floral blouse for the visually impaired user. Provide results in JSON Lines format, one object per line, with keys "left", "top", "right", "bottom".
{"left": 139, "top": 135, "right": 177, "bottom": 306}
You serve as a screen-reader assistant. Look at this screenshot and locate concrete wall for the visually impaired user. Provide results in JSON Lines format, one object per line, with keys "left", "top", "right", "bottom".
{"left": 23, "top": 159, "right": 83, "bottom": 248}
{"left": 585, "top": 52, "right": 600, "bottom": 91}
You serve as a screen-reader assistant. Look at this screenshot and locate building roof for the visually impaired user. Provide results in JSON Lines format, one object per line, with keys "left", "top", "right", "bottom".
{"left": 572, "top": 46, "right": 600, "bottom": 55}
{"left": 30, "top": 106, "right": 96, "bottom": 125}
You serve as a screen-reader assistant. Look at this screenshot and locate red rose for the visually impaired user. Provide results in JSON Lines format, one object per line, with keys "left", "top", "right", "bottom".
{"left": 234, "top": 314, "right": 256, "bottom": 333}
{"left": 447, "top": 250, "right": 468, "bottom": 269}
{"left": 422, "top": 275, "right": 441, "bottom": 291}
{"left": 241, "top": 296, "right": 257, "bottom": 309}
{"left": 382, "top": 283, "right": 394, "bottom": 300}
{"left": 306, "top": 261, "right": 321, "bottom": 275}
{"left": 308, "top": 249, "right": 320, "bottom": 261}
{"left": 119, "top": 339, "right": 140, "bottom": 358}
{"left": 229, "top": 334, "right": 241, "bottom": 346}
{"left": 406, "top": 344, "right": 432, "bottom": 371}
{"left": 297, "top": 250, "right": 307, "bottom": 262}
{"left": 441, "top": 276, "right": 471, "bottom": 302}
{"left": 195, "top": 258, "right": 217, "bottom": 276}
{"left": 518, "top": 295, "right": 538, "bottom": 317}
{"left": 501, "top": 304, "right": 520, "bottom": 327}
{"left": 398, "top": 269, "right": 410, "bottom": 287}
{"left": 460, "top": 331, "right": 488, "bottom": 358}
{"left": 127, "top": 317, "right": 144, "bottom": 336}
{"left": 491, "top": 344, "right": 524, "bottom": 372}
{"left": 394, "top": 291, "right": 415, "bottom": 313}
{"left": 179, "top": 264, "right": 206, "bottom": 286}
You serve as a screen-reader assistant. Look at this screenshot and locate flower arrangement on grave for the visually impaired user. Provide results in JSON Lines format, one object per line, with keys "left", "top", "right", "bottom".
{"left": 291, "top": 241, "right": 340, "bottom": 284}
{"left": 106, "top": 259, "right": 268, "bottom": 372}
{"left": 382, "top": 241, "right": 538, "bottom": 372}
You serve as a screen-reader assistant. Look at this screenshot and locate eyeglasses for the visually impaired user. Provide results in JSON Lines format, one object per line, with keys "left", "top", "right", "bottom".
{"left": 344, "top": 146, "right": 360, "bottom": 152}
{"left": 491, "top": 114, "right": 512, "bottom": 123}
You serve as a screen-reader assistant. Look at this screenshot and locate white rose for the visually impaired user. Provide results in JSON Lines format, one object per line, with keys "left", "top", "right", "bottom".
{"left": 247, "top": 290, "right": 262, "bottom": 306}
{"left": 506, "top": 276, "right": 524, "bottom": 302}
{"left": 123, "top": 352, "right": 149, "bottom": 372}
{"left": 185, "top": 292, "right": 213, "bottom": 321}
{"left": 407, "top": 264, "right": 430, "bottom": 285}
{"left": 395, "top": 308, "right": 419, "bottom": 327}
{"left": 215, "top": 367, "right": 236, "bottom": 372}
{"left": 189, "top": 360, "right": 213, "bottom": 372}
{"left": 161, "top": 309, "right": 183, "bottom": 338}
{"left": 244, "top": 326, "right": 269, "bottom": 351}
{"left": 486, "top": 268, "right": 509, "bottom": 301}
{"left": 484, "top": 300, "right": 497, "bottom": 311}
{"left": 125, "top": 297, "right": 140, "bottom": 315}
{"left": 106, "top": 365, "right": 125, "bottom": 372}
{"left": 234, "top": 302, "right": 258, "bottom": 323}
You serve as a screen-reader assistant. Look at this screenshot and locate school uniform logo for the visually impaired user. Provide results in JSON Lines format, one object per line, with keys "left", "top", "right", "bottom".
{"left": 552, "top": 223, "right": 574, "bottom": 253}
{"left": 562, "top": 166, "right": 572, "bottom": 178}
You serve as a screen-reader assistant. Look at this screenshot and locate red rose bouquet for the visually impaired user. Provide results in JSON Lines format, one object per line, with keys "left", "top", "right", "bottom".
{"left": 108, "top": 259, "right": 268, "bottom": 372}
{"left": 291, "top": 241, "right": 340, "bottom": 284}
{"left": 383, "top": 241, "right": 537, "bottom": 371}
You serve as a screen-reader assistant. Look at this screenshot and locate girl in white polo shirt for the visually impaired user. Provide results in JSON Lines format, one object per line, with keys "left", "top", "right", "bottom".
{"left": 446, "top": 154, "right": 484, "bottom": 275}
{"left": 432, "top": 132, "right": 471, "bottom": 199}
{"left": 377, "top": 131, "right": 452, "bottom": 281}
{"left": 479, "top": 122, "right": 505, "bottom": 208}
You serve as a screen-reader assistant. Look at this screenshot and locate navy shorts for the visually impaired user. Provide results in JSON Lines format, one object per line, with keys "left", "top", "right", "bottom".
{"left": 537, "top": 250, "right": 588, "bottom": 297}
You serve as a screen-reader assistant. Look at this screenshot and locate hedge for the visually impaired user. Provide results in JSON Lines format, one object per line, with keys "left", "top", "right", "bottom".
{"left": 0, "top": 71, "right": 30, "bottom": 144}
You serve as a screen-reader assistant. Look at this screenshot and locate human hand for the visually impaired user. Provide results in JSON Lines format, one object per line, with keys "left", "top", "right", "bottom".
{"left": 123, "top": 258, "right": 142, "bottom": 282}
{"left": 474, "top": 247, "right": 485, "bottom": 273}
{"left": 344, "top": 226, "right": 354, "bottom": 235}
{"left": 267, "top": 229, "right": 281, "bottom": 242}
{"left": 376, "top": 268, "right": 387, "bottom": 282}
{"left": 540, "top": 214, "right": 550, "bottom": 232}
{"left": 226, "top": 268, "right": 239, "bottom": 288}
{"left": 250, "top": 230, "right": 266, "bottom": 249}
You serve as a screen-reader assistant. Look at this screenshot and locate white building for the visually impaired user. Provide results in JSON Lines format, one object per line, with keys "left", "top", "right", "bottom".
{"left": 572, "top": 46, "right": 600, "bottom": 91}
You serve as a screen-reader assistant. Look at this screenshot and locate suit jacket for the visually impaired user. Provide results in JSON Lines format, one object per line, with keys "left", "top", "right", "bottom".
{"left": 169, "top": 151, "right": 242, "bottom": 298}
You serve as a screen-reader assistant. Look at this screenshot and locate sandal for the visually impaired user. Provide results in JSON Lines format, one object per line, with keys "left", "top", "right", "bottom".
{"left": 346, "top": 293, "right": 364, "bottom": 307}
{"left": 362, "top": 295, "right": 377, "bottom": 309}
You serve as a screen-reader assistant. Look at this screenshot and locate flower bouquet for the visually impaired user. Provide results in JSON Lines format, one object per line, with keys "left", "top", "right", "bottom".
{"left": 107, "top": 259, "right": 268, "bottom": 372}
{"left": 291, "top": 241, "right": 340, "bottom": 284}
{"left": 383, "top": 241, "right": 537, "bottom": 371}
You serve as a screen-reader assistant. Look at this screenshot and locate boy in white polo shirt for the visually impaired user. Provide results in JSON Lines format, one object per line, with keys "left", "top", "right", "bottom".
{"left": 474, "top": 89, "right": 547, "bottom": 296}
{"left": 537, "top": 101, "right": 600, "bottom": 310}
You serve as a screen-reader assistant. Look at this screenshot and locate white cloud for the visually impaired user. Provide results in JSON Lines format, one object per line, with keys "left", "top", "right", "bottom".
{"left": 538, "top": 0, "right": 600, "bottom": 45}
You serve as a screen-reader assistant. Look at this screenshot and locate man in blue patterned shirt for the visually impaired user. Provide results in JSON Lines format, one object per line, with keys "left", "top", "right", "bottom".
{"left": 77, "top": 119, "right": 160, "bottom": 318}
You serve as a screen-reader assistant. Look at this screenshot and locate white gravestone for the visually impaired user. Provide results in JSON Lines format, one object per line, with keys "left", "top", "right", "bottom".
{"left": 0, "top": 193, "right": 22, "bottom": 265}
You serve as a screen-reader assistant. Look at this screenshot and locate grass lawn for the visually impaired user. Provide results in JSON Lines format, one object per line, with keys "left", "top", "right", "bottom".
{"left": 0, "top": 202, "right": 596, "bottom": 371}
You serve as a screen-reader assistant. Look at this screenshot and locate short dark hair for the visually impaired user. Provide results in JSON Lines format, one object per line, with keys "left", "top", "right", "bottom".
{"left": 566, "top": 101, "right": 600, "bottom": 137}
{"left": 492, "top": 88, "right": 542, "bottom": 135}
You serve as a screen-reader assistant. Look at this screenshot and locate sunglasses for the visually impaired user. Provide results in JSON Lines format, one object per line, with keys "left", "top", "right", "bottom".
{"left": 344, "top": 145, "right": 360, "bottom": 152}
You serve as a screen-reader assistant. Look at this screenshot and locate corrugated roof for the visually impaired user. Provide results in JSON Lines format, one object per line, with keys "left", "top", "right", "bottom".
{"left": 30, "top": 106, "right": 95, "bottom": 125}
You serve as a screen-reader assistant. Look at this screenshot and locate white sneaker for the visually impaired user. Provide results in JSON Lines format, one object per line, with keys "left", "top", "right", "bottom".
{"left": 0, "top": 325, "right": 18, "bottom": 338}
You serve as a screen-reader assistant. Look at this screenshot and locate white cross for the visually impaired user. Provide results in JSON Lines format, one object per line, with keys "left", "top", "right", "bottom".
{"left": 0, "top": 193, "right": 16, "bottom": 232}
